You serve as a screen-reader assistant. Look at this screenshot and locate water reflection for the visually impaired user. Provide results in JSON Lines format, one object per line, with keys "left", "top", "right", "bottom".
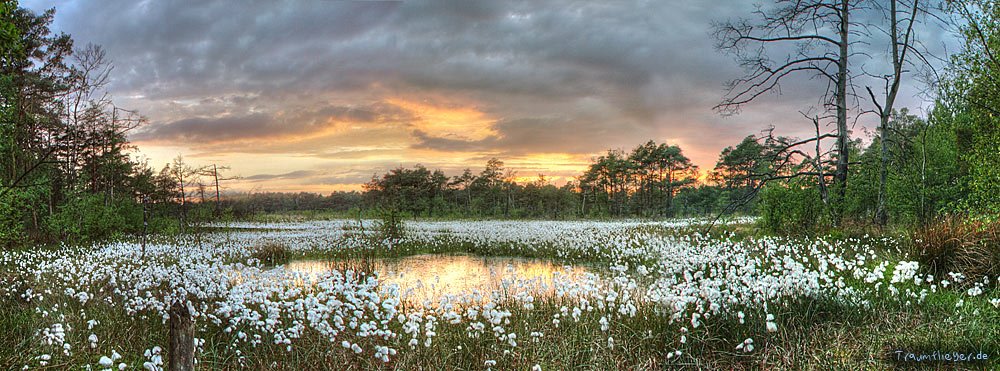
{"left": 282, "top": 254, "right": 598, "bottom": 307}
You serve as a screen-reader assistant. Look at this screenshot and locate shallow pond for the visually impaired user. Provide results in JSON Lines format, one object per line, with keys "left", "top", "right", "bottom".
{"left": 282, "top": 254, "right": 602, "bottom": 307}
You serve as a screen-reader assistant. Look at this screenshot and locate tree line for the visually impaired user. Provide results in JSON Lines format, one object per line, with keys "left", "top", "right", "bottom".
{"left": 1, "top": 5, "right": 150, "bottom": 245}
{"left": 362, "top": 141, "right": 742, "bottom": 220}
{"left": 0, "top": 5, "right": 248, "bottom": 245}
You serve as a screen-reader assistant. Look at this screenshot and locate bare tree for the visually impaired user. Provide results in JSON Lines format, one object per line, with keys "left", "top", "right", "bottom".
{"left": 53, "top": 44, "right": 146, "bottom": 203}
{"left": 168, "top": 155, "right": 208, "bottom": 233}
{"left": 713, "top": 0, "right": 869, "bottom": 220}
{"left": 197, "top": 164, "right": 238, "bottom": 217}
{"left": 865, "top": 0, "right": 938, "bottom": 226}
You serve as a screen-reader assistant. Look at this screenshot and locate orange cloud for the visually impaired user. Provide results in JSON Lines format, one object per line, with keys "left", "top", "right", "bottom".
{"left": 386, "top": 98, "right": 498, "bottom": 141}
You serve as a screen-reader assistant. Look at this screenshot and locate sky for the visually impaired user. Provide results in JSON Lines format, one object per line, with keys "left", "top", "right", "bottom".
{"left": 22, "top": 0, "right": 959, "bottom": 193}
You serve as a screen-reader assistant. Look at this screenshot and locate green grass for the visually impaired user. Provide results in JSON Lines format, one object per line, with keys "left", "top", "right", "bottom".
{"left": 6, "top": 284, "right": 998, "bottom": 369}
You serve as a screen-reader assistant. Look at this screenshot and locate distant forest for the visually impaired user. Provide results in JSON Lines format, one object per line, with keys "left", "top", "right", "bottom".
{"left": 210, "top": 140, "right": 719, "bottom": 220}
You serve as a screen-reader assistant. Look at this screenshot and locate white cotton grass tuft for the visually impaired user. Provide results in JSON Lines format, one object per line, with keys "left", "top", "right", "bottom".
{"left": 736, "top": 338, "right": 754, "bottom": 353}
{"left": 765, "top": 313, "right": 778, "bottom": 332}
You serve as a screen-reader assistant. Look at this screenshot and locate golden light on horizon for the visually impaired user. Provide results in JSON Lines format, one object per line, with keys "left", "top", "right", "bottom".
{"left": 126, "top": 95, "right": 722, "bottom": 195}
{"left": 696, "top": 169, "right": 712, "bottom": 184}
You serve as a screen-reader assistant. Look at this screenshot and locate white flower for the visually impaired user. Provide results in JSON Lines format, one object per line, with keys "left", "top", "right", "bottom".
{"left": 737, "top": 338, "right": 754, "bottom": 353}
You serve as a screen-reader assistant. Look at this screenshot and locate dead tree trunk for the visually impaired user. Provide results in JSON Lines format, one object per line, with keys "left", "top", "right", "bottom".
{"left": 812, "top": 117, "right": 829, "bottom": 204}
{"left": 869, "top": 0, "right": 922, "bottom": 226}
{"left": 168, "top": 301, "right": 195, "bottom": 371}
{"left": 833, "top": 0, "right": 850, "bottom": 224}
{"left": 213, "top": 164, "right": 221, "bottom": 217}
{"left": 713, "top": 0, "right": 865, "bottom": 225}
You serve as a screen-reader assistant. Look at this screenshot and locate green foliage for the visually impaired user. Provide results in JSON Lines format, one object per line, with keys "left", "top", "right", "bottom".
{"left": 843, "top": 139, "right": 880, "bottom": 222}
{"left": 713, "top": 135, "right": 778, "bottom": 214}
{"left": 0, "top": 4, "right": 180, "bottom": 247}
{"left": 833, "top": 108, "right": 964, "bottom": 229}
{"left": 149, "top": 216, "right": 180, "bottom": 236}
{"left": 184, "top": 204, "right": 214, "bottom": 230}
{"left": 376, "top": 207, "right": 405, "bottom": 241}
{"left": 364, "top": 164, "right": 449, "bottom": 218}
{"left": 892, "top": 109, "right": 964, "bottom": 224}
{"left": 757, "top": 181, "right": 828, "bottom": 235}
{"left": 0, "top": 184, "right": 47, "bottom": 247}
{"left": 940, "top": 0, "right": 1000, "bottom": 217}
{"left": 0, "top": 192, "right": 25, "bottom": 247}
{"left": 47, "top": 194, "right": 141, "bottom": 244}
{"left": 673, "top": 185, "right": 728, "bottom": 217}
{"left": 579, "top": 141, "right": 697, "bottom": 217}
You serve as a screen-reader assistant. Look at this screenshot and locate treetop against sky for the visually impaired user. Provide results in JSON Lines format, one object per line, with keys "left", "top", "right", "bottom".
{"left": 23, "top": 0, "right": 958, "bottom": 193}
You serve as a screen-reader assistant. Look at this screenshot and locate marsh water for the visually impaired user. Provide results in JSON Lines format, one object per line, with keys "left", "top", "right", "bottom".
{"left": 282, "top": 254, "right": 600, "bottom": 306}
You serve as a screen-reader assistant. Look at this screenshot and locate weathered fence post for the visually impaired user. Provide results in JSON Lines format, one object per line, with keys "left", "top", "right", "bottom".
{"left": 168, "top": 301, "right": 195, "bottom": 371}
{"left": 141, "top": 195, "right": 149, "bottom": 260}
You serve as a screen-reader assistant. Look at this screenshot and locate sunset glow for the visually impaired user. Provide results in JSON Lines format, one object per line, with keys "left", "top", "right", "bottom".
{"left": 25, "top": 0, "right": 942, "bottom": 193}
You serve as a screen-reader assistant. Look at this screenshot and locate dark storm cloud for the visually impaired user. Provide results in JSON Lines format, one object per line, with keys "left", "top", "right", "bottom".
{"left": 33, "top": 0, "right": 402, "bottom": 98}
{"left": 24, "top": 0, "right": 956, "bottom": 175}
{"left": 412, "top": 115, "right": 644, "bottom": 155}
{"left": 131, "top": 102, "right": 415, "bottom": 143}
{"left": 31, "top": 1, "right": 753, "bottom": 107}
{"left": 132, "top": 113, "right": 274, "bottom": 143}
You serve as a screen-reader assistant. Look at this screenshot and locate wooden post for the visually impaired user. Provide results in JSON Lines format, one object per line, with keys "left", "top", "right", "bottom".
{"left": 141, "top": 195, "right": 149, "bottom": 260}
{"left": 168, "top": 301, "right": 195, "bottom": 371}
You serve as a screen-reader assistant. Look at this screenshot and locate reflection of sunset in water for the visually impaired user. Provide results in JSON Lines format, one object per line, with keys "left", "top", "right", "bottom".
{"left": 283, "top": 254, "right": 598, "bottom": 307}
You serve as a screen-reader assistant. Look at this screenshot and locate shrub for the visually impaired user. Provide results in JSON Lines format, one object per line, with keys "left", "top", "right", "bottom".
{"left": 0, "top": 193, "right": 26, "bottom": 248}
{"left": 376, "top": 207, "right": 405, "bottom": 241}
{"left": 757, "top": 182, "right": 828, "bottom": 235}
{"left": 48, "top": 194, "right": 142, "bottom": 244}
{"left": 149, "top": 216, "right": 181, "bottom": 236}
{"left": 911, "top": 215, "right": 1000, "bottom": 281}
{"left": 252, "top": 242, "right": 289, "bottom": 266}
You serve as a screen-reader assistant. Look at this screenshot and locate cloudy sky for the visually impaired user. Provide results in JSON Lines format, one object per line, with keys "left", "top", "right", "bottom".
{"left": 23, "top": 0, "right": 957, "bottom": 193}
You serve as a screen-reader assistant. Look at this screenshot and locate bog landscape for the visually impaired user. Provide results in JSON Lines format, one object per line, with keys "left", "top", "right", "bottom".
{"left": 3, "top": 1, "right": 1000, "bottom": 370}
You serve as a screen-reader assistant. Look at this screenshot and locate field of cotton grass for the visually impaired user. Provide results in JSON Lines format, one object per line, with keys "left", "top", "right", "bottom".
{"left": 2, "top": 218, "right": 1000, "bottom": 369}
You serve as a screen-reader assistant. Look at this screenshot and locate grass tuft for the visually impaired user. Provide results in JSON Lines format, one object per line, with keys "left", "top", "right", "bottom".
{"left": 252, "top": 242, "right": 290, "bottom": 266}
{"left": 911, "top": 215, "right": 1000, "bottom": 281}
